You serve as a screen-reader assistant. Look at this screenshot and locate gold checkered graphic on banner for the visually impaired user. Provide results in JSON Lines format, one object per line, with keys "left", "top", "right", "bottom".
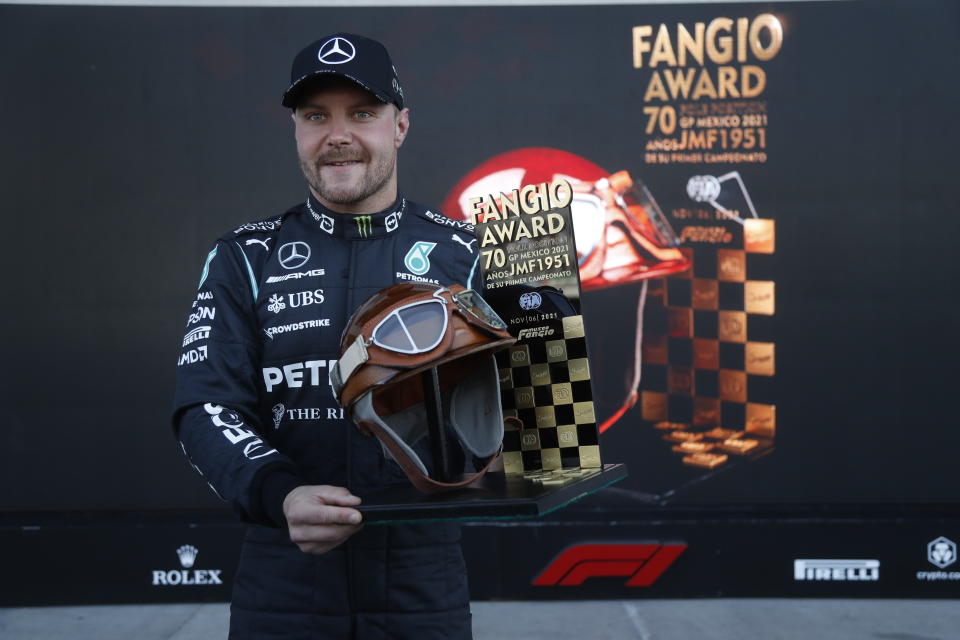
{"left": 499, "top": 315, "right": 601, "bottom": 475}
{"left": 641, "top": 218, "right": 777, "bottom": 470}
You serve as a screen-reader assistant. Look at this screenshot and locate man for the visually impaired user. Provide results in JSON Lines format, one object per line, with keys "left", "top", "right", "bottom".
{"left": 173, "top": 33, "right": 480, "bottom": 639}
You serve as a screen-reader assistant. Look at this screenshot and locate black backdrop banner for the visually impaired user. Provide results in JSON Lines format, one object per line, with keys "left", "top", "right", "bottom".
{"left": 1, "top": 0, "right": 959, "bottom": 602}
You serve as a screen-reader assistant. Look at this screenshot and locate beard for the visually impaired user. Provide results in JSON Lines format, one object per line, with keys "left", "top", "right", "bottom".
{"left": 299, "top": 146, "right": 396, "bottom": 208}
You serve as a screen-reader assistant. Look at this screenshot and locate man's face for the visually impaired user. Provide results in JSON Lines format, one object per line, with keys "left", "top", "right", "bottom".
{"left": 292, "top": 78, "right": 409, "bottom": 214}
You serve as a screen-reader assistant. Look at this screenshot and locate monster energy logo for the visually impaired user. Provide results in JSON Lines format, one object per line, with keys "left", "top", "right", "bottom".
{"left": 355, "top": 215, "right": 373, "bottom": 237}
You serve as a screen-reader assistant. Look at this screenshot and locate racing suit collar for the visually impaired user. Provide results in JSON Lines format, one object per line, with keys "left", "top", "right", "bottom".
{"left": 305, "top": 193, "right": 407, "bottom": 240}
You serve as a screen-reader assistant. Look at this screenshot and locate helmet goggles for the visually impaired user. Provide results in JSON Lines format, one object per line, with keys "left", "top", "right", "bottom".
{"left": 332, "top": 285, "right": 508, "bottom": 398}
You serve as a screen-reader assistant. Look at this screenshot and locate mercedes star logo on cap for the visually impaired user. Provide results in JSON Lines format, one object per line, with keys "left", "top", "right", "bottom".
{"left": 318, "top": 37, "right": 356, "bottom": 65}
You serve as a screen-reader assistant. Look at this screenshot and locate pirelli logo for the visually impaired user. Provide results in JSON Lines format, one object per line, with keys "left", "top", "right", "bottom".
{"left": 532, "top": 543, "right": 686, "bottom": 587}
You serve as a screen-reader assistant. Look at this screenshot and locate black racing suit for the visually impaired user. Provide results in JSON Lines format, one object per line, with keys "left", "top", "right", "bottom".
{"left": 172, "top": 193, "right": 481, "bottom": 639}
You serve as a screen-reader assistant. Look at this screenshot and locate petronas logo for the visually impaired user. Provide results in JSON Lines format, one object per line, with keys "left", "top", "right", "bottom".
{"left": 404, "top": 241, "right": 437, "bottom": 275}
{"left": 355, "top": 215, "right": 373, "bottom": 237}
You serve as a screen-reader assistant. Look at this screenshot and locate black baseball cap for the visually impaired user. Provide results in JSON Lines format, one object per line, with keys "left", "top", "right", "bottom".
{"left": 282, "top": 33, "right": 405, "bottom": 110}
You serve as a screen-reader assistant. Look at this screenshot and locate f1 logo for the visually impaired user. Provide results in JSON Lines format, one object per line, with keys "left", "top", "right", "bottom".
{"left": 532, "top": 543, "right": 686, "bottom": 587}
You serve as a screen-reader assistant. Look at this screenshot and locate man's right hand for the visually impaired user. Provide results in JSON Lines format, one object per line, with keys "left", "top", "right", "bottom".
{"left": 283, "top": 485, "right": 363, "bottom": 555}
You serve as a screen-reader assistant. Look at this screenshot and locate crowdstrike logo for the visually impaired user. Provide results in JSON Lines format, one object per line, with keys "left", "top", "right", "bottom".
{"left": 278, "top": 242, "right": 311, "bottom": 269}
{"left": 151, "top": 545, "right": 223, "bottom": 587}
{"left": 318, "top": 37, "right": 356, "bottom": 65}
{"left": 263, "top": 318, "right": 331, "bottom": 339}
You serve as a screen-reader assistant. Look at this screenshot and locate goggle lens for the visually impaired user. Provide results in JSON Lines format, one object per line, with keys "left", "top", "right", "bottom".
{"left": 373, "top": 300, "right": 448, "bottom": 354}
{"left": 454, "top": 290, "right": 508, "bottom": 330}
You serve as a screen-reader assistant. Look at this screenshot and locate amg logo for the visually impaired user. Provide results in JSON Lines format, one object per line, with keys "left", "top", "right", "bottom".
{"left": 794, "top": 559, "right": 880, "bottom": 581}
{"left": 517, "top": 326, "right": 555, "bottom": 339}
{"left": 266, "top": 269, "right": 325, "bottom": 284}
{"left": 152, "top": 569, "right": 223, "bottom": 586}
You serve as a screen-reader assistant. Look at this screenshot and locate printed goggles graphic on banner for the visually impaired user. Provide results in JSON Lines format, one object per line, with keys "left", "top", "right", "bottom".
{"left": 571, "top": 171, "right": 684, "bottom": 273}
{"left": 533, "top": 543, "right": 687, "bottom": 587}
{"left": 331, "top": 287, "right": 507, "bottom": 397}
{"left": 686, "top": 171, "right": 758, "bottom": 225}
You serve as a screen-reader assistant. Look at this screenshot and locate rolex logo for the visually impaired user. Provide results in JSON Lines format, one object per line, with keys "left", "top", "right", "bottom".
{"left": 177, "top": 544, "right": 198, "bottom": 568}
{"left": 152, "top": 544, "right": 223, "bottom": 587}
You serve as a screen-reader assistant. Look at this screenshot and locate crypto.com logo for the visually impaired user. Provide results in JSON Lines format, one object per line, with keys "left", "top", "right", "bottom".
{"left": 532, "top": 543, "right": 686, "bottom": 587}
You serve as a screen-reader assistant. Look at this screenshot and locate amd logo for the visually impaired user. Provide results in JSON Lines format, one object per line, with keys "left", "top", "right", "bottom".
{"left": 152, "top": 545, "right": 223, "bottom": 587}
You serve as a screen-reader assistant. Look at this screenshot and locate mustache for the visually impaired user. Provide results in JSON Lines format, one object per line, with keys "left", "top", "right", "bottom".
{"left": 317, "top": 149, "right": 367, "bottom": 165}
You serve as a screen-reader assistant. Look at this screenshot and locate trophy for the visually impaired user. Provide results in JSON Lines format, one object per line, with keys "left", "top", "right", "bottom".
{"left": 334, "top": 179, "right": 626, "bottom": 522}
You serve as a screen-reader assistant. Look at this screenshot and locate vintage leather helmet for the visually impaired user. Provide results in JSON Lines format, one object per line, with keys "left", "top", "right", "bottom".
{"left": 331, "top": 283, "right": 516, "bottom": 493}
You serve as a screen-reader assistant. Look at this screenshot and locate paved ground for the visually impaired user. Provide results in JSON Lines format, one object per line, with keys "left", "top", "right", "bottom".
{"left": 1, "top": 599, "right": 958, "bottom": 639}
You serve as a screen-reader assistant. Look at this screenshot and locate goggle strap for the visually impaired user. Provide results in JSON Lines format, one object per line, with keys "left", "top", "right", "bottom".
{"left": 331, "top": 335, "right": 369, "bottom": 399}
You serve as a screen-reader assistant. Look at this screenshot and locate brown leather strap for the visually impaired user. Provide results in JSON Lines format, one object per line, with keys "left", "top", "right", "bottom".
{"left": 358, "top": 419, "right": 501, "bottom": 494}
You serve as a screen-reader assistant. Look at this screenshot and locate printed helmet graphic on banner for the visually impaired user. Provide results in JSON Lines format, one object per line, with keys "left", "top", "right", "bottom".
{"left": 441, "top": 147, "right": 690, "bottom": 290}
